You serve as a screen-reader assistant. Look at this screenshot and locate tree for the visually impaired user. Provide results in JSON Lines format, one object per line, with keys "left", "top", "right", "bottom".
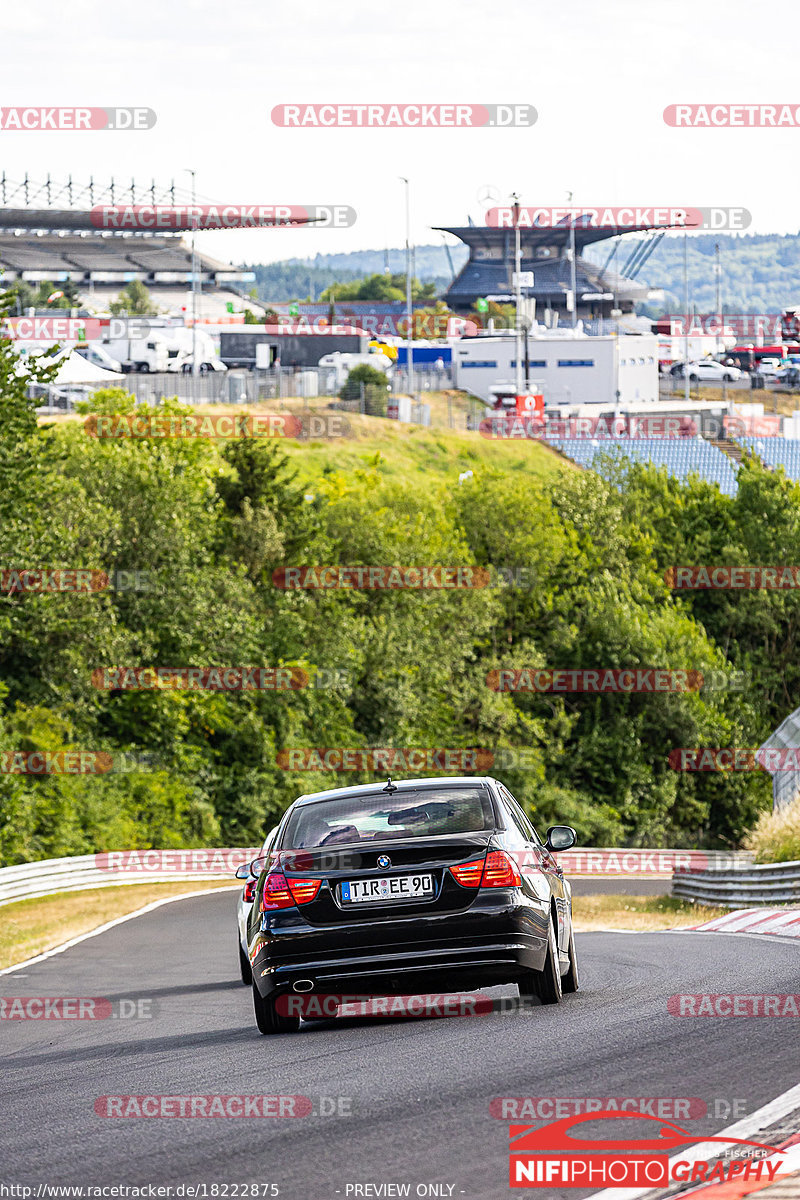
{"left": 320, "top": 273, "right": 437, "bottom": 305}
{"left": 0, "top": 290, "right": 61, "bottom": 500}
{"left": 3, "top": 280, "right": 79, "bottom": 312}
{"left": 110, "top": 280, "right": 156, "bottom": 316}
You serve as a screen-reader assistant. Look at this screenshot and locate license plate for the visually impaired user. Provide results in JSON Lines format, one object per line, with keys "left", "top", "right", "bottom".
{"left": 341, "top": 874, "right": 434, "bottom": 904}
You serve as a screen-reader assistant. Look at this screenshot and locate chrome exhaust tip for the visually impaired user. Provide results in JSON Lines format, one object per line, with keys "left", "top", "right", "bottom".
{"left": 293, "top": 979, "right": 314, "bottom": 993}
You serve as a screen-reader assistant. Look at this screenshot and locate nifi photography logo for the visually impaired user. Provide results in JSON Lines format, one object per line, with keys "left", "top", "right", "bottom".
{"left": 507, "top": 1110, "right": 784, "bottom": 1188}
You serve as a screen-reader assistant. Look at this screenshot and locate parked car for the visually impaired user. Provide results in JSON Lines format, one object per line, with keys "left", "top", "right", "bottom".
{"left": 244, "top": 775, "right": 578, "bottom": 1035}
{"left": 756, "top": 358, "right": 783, "bottom": 381}
{"left": 673, "top": 360, "right": 741, "bottom": 382}
{"left": 75, "top": 343, "right": 123, "bottom": 373}
{"left": 176, "top": 354, "right": 228, "bottom": 374}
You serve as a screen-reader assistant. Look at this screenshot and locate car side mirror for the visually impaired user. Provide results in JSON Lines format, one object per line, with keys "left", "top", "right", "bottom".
{"left": 235, "top": 863, "right": 250, "bottom": 880}
{"left": 545, "top": 825, "right": 577, "bottom": 852}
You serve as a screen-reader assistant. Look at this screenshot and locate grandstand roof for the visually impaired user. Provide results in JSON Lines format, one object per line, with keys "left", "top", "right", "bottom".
{"left": 435, "top": 224, "right": 654, "bottom": 309}
{"left": 435, "top": 223, "right": 659, "bottom": 252}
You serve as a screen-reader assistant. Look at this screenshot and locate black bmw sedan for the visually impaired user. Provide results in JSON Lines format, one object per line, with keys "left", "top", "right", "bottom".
{"left": 245, "top": 775, "right": 579, "bottom": 1034}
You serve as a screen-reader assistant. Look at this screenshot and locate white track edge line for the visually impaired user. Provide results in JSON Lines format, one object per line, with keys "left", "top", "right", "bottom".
{"left": 0, "top": 884, "right": 240, "bottom": 976}
{"left": 585, "top": 1081, "right": 800, "bottom": 1200}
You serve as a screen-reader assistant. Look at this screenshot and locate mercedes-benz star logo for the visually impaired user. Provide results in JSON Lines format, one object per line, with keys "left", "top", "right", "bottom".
{"left": 377, "top": 855, "right": 391, "bottom": 869}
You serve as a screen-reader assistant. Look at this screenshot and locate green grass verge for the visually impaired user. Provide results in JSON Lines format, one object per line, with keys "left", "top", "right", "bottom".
{"left": 0, "top": 881, "right": 237, "bottom": 970}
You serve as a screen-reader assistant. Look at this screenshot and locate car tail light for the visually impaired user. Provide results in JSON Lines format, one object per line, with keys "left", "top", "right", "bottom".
{"left": 481, "top": 850, "right": 522, "bottom": 888}
{"left": 243, "top": 879, "right": 258, "bottom": 903}
{"left": 261, "top": 870, "right": 295, "bottom": 910}
{"left": 287, "top": 878, "right": 322, "bottom": 905}
{"left": 450, "top": 859, "right": 485, "bottom": 888}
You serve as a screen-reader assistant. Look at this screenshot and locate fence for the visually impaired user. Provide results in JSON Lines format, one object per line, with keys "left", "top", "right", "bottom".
{"left": 35, "top": 365, "right": 456, "bottom": 411}
{"left": 672, "top": 860, "right": 800, "bottom": 908}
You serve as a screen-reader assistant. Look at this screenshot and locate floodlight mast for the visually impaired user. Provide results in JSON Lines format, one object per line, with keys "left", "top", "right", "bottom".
{"left": 511, "top": 194, "right": 523, "bottom": 396}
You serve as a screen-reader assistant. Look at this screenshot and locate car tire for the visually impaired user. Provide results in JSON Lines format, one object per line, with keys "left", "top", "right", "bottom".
{"left": 561, "top": 926, "right": 579, "bottom": 993}
{"left": 723, "top": 374, "right": 734, "bottom": 382}
{"left": 252, "top": 983, "right": 300, "bottom": 1035}
{"left": 239, "top": 941, "right": 252, "bottom": 986}
{"left": 689, "top": 374, "right": 699, "bottom": 382}
{"left": 137, "top": 363, "right": 150, "bottom": 374}
{"left": 519, "top": 916, "right": 562, "bottom": 1005}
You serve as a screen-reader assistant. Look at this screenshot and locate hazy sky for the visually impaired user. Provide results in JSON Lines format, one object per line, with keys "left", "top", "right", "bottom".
{"left": 2, "top": 0, "right": 795, "bottom": 267}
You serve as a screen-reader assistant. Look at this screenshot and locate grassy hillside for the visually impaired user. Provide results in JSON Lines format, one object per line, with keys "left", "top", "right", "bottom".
{"left": 279, "top": 409, "right": 569, "bottom": 484}
{"left": 45, "top": 397, "right": 570, "bottom": 485}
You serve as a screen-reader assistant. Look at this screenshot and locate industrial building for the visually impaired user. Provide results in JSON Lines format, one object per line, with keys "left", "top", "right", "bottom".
{"left": 452, "top": 332, "right": 660, "bottom": 406}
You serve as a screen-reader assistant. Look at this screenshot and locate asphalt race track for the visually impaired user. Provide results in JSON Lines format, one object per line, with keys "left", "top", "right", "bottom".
{"left": 2, "top": 891, "right": 799, "bottom": 1199}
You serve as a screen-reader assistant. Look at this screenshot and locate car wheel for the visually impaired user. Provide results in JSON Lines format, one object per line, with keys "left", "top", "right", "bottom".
{"left": 137, "top": 363, "right": 150, "bottom": 374}
{"left": 561, "top": 926, "right": 579, "bottom": 993}
{"left": 519, "top": 916, "right": 562, "bottom": 1005}
{"left": 239, "top": 941, "right": 252, "bottom": 986}
{"left": 252, "top": 983, "right": 300, "bottom": 1034}
{"left": 723, "top": 374, "right": 734, "bottom": 382}
{"left": 689, "top": 374, "right": 699, "bottom": 382}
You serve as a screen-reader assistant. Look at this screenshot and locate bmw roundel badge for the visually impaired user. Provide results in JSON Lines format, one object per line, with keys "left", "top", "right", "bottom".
{"left": 377, "top": 854, "right": 391, "bottom": 869}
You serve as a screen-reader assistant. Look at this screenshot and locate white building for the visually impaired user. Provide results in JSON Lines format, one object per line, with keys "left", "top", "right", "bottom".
{"left": 452, "top": 333, "right": 659, "bottom": 407}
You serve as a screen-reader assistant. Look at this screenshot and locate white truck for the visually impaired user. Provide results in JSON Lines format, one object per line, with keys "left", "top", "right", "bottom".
{"left": 100, "top": 334, "right": 170, "bottom": 373}
{"left": 160, "top": 326, "right": 226, "bottom": 373}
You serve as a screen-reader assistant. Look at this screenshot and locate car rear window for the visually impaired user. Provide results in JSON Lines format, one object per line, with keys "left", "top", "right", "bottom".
{"left": 282, "top": 787, "right": 495, "bottom": 848}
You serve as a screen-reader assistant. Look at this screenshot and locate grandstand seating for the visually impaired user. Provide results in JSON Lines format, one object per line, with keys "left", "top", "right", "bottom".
{"left": 549, "top": 437, "right": 739, "bottom": 495}
{"left": 737, "top": 437, "right": 800, "bottom": 482}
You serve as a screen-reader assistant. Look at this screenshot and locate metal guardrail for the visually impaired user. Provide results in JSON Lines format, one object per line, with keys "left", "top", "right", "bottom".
{"left": 0, "top": 849, "right": 257, "bottom": 908}
{"left": 0, "top": 846, "right": 756, "bottom": 908}
{"left": 672, "top": 859, "right": 800, "bottom": 907}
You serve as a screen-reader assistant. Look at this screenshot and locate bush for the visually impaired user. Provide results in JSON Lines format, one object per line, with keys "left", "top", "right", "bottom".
{"left": 744, "top": 799, "right": 800, "bottom": 863}
{"left": 339, "top": 364, "right": 390, "bottom": 415}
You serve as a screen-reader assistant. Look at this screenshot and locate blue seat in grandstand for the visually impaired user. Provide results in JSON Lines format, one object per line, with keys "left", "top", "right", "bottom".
{"left": 737, "top": 437, "right": 800, "bottom": 481}
{"left": 551, "top": 436, "right": 738, "bottom": 495}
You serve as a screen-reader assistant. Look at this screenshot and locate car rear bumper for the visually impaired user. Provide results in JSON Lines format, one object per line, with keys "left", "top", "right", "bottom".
{"left": 250, "top": 897, "right": 551, "bottom": 998}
